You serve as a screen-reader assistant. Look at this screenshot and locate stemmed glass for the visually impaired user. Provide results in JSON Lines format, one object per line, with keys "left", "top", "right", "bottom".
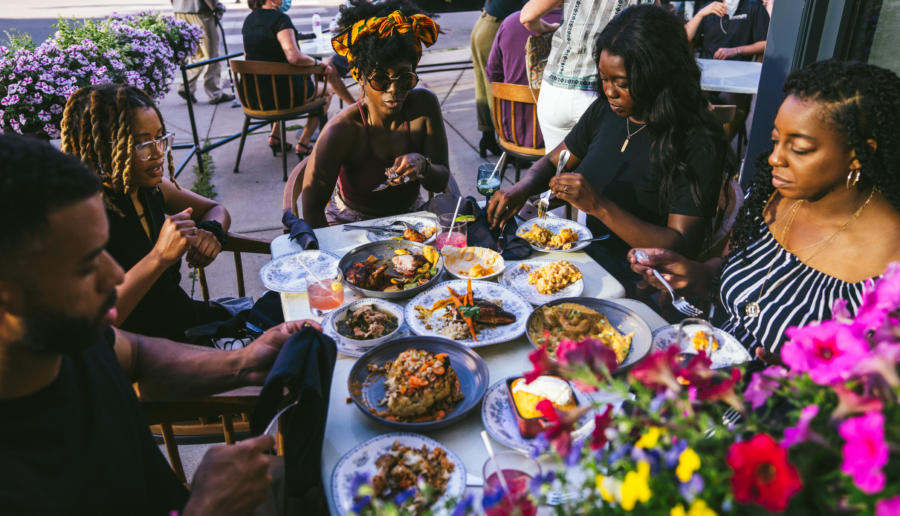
{"left": 476, "top": 162, "right": 501, "bottom": 205}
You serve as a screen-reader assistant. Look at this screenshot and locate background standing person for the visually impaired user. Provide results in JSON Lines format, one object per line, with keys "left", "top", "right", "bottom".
{"left": 471, "top": 0, "right": 526, "bottom": 158}
{"left": 521, "top": 0, "right": 640, "bottom": 152}
{"left": 172, "top": 0, "right": 235, "bottom": 104}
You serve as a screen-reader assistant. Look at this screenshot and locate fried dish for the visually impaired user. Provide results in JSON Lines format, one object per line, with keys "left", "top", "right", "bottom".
{"left": 529, "top": 303, "right": 632, "bottom": 363}
{"left": 372, "top": 349, "right": 464, "bottom": 421}
{"left": 520, "top": 224, "right": 580, "bottom": 250}
{"left": 371, "top": 441, "right": 455, "bottom": 512}
{"left": 527, "top": 260, "right": 582, "bottom": 294}
{"left": 336, "top": 304, "right": 398, "bottom": 340}
{"left": 346, "top": 247, "right": 439, "bottom": 292}
{"left": 414, "top": 280, "right": 515, "bottom": 341}
{"left": 402, "top": 226, "right": 437, "bottom": 243}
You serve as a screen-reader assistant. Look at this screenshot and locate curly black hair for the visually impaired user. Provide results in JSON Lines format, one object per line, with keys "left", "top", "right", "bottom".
{"left": 0, "top": 134, "right": 101, "bottom": 276}
{"left": 728, "top": 59, "right": 900, "bottom": 259}
{"left": 593, "top": 4, "right": 733, "bottom": 213}
{"left": 336, "top": 0, "right": 431, "bottom": 79}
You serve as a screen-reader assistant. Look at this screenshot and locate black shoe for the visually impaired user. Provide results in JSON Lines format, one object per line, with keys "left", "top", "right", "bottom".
{"left": 209, "top": 93, "right": 235, "bottom": 104}
{"left": 479, "top": 131, "right": 502, "bottom": 158}
{"left": 177, "top": 89, "right": 197, "bottom": 103}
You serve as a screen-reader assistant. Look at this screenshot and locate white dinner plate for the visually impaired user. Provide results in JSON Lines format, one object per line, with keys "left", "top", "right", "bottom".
{"left": 404, "top": 280, "right": 532, "bottom": 347}
{"left": 516, "top": 216, "right": 593, "bottom": 253}
{"left": 363, "top": 214, "right": 438, "bottom": 244}
{"left": 442, "top": 246, "right": 505, "bottom": 281}
{"left": 331, "top": 432, "right": 466, "bottom": 515}
{"left": 258, "top": 250, "right": 340, "bottom": 293}
{"left": 500, "top": 259, "right": 585, "bottom": 305}
{"left": 651, "top": 324, "right": 752, "bottom": 369}
{"left": 481, "top": 377, "right": 594, "bottom": 455}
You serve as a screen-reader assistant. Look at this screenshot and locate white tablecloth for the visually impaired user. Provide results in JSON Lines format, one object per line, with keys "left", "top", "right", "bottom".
{"left": 269, "top": 214, "right": 667, "bottom": 514}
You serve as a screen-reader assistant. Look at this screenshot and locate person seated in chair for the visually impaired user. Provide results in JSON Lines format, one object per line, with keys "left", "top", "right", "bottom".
{"left": 0, "top": 133, "right": 321, "bottom": 515}
{"left": 61, "top": 84, "right": 233, "bottom": 342}
{"left": 300, "top": 0, "right": 451, "bottom": 227}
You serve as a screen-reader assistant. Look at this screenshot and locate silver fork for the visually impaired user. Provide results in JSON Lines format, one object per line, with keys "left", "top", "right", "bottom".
{"left": 537, "top": 149, "right": 569, "bottom": 218}
{"left": 634, "top": 250, "right": 703, "bottom": 317}
{"left": 704, "top": 407, "right": 743, "bottom": 438}
{"left": 546, "top": 489, "right": 581, "bottom": 506}
{"left": 263, "top": 399, "right": 299, "bottom": 439}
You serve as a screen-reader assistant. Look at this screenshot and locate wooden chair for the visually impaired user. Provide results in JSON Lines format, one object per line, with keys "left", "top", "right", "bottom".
{"left": 195, "top": 231, "right": 272, "bottom": 303}
{"left": 231, "top": 60, "right": 329, "bottom": 182}
{"left": 490, "top": 82, "right": 545, "bottom": 182}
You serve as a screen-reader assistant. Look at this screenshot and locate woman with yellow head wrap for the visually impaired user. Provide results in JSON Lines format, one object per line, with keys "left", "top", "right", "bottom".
{"left": 299, "top": 0, "right": 452, "bottom": 227}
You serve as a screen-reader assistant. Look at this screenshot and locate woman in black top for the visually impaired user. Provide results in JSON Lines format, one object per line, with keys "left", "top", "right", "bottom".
{"left": 242, "top": 0, "right": 332, "bottom": 158}
{"left": 61, "top": 84, "right": 232, "bottom": 342}
{"left": 487, "top": 5, "right": 730, "bottom": 289}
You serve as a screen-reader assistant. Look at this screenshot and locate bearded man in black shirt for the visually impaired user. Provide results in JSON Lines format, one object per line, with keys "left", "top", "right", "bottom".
{"left": 0, "top": 134, "right": 319, "bottom": 515}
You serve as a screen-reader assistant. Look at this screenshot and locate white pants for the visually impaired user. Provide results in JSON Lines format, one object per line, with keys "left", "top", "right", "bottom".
{"left": 536, "top": 81, "right": 597, "bottom": 152}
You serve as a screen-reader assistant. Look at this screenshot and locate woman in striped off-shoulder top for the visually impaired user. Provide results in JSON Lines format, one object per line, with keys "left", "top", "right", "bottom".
{"left": 628, "top": 59, "right": 900, "bottom": 361}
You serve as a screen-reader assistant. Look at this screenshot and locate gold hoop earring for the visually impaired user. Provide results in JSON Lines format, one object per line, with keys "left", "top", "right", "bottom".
{"left": 847, "top": 169, "right": 861, "bottom": 189}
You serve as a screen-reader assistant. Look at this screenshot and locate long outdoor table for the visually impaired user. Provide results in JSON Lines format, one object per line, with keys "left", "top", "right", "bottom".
{"left": 698, "top": 57, "right": 762, "bottom": 95}
{"left": 269, "top": 213, "right": 667, "bottom": 514}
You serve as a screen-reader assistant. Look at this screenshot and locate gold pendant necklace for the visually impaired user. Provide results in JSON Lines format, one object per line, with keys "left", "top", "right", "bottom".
{"left": 620, "top": 118, "right": 646, "bottom": 153}
{"left": 744, "top": 188, "right": 876, "bottom": 318}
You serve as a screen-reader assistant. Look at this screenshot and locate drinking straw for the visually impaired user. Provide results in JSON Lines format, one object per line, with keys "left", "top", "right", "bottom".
{"left": 480, "top": 430, "right": 511, "bottom": 494}
{"left": 488, "top": 151, "right": 507, "bottom": 182}
{"left": 447, "top": 196, "right": 463, "bottom": 237}
{"left": 295, "top": 257, "right": 324, "bottom": 287}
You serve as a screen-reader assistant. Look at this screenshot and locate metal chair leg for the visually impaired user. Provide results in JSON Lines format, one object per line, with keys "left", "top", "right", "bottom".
{"left": 280, "top": 120, "right": 288, "bottom": 182}
{"left": 234, "top": 116, "right": 251, "bottom": 174}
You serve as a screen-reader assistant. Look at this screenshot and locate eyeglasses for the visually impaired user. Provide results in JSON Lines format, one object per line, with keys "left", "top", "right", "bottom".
{"left": 366, "top": 71, "right": 419, "bottom": 92}
{"left": 134, "top": 133, "right": 174, "bottom": 161}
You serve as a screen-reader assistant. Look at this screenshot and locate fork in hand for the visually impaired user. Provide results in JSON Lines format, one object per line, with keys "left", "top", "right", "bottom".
{"left": 634, "top": 250, "right": 703, "bottom": 317}
{"left": 537, "top": 149, "right": 569, "bottom": 219}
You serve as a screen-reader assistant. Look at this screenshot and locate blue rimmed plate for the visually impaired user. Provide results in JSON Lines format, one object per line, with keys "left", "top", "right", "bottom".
{"left": 500, "top": 259, "right": 585, "bottom": 305}
{"left": 651, "top": 324, "right": 751, "bottom": 369}
{"left": 259, "top": 250, "right": 340, "bottom": 293}
{"left": 347, "top": 336, "right": 489, "bottom": 431}
{"left": 516, "top": 216, "right": 593, "bottom": 253}
{"left": 331, "top": 432, "right": 465, "bottom": 515}
{"left": 363, "top": 214, "right": 438, "bottom": 244}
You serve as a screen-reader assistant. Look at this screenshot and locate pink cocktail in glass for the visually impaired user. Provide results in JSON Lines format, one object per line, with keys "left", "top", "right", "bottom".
{"left": 482, "top": 451, "right": 540, "bottom": 516}
{"left": 307, "top": 274, "right": 344, "bottom": 315}
{"left": 435, "top": 230, "right": 467, "bottom": 250}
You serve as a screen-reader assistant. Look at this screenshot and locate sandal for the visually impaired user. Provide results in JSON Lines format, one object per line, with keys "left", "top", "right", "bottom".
{"left": 295, "top": 141, "right": 313, "bottom": 160}
{"left": 267, "top": 135, "right": 293, "bottom": 156}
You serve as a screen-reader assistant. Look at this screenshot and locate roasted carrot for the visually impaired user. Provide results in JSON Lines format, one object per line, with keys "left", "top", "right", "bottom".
{"left": 447, "top": 287, "right": 478, "bottom": 341}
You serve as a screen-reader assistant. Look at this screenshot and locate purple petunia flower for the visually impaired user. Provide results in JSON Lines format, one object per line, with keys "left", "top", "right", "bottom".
{"left": 679, "top": 473, "right": 704, "bottom": 502}
{"left": 451, "top": 493, "right": 475, "bottom": 516}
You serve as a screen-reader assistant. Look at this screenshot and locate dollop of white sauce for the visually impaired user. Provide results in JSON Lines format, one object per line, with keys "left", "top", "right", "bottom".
{"left": 512, "top": 376, "right": 574, "bottom": 406}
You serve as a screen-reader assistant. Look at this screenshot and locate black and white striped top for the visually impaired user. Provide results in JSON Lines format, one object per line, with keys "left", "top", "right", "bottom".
{"left": 714, "top": 217, "right": 875, "bottom": 354}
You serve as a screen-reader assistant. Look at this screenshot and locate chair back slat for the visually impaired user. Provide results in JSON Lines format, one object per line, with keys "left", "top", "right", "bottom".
{"left": 489, "top": 81, "right": 544, "bottom": 158}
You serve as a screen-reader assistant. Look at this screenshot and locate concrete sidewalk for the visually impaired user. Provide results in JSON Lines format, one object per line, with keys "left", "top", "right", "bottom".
{"left": 164, "top": 9, "right": 515, "bottom": 320}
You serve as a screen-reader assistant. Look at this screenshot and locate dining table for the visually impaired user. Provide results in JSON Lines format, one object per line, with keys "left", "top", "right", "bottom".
{"left": 269, "top": 212, "right": 668, "bottom": 514}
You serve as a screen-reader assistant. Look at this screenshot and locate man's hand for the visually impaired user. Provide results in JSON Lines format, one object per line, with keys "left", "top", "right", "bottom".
{"left": 239, "top": 320, "right": 322, "bottom": 385}
{"left": 713, "top": 47, "right": 741, "bottom": 60}
{"left": 182, "top": 435, "right": 275, "bottom": 516}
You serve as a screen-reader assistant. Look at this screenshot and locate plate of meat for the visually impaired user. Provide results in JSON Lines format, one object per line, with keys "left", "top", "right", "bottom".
{"left": 406, "top": 279, "right": 532, "bottom": 347}
{"left": 331, "top": 433, "right": 465, "bottom": 515}
{"left": 347, "top": 336, "right": 489, "bottom": 431}
{"left": 362, "top": 214, "right": 438, "bottom": 244}
{"left": 339, "top": 241, "right": 444, "bottom": 300}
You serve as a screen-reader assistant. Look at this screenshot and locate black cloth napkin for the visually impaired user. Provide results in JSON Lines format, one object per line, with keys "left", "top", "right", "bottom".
{"left": 250, "top": 326, "right": 336, "bottom": 510}
{"left": 282, "top": 210, "right": 319, "bottom": 250}
{"left": 421, "top": 194, "right": 531, "bottom": 260}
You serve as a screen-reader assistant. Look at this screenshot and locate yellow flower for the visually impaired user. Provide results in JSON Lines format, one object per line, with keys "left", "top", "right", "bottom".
{"left": 634, "top": 426, "right": 663, "bottom": 449}
{"left": 687, "top": 500, "right": 717, "bottom": 516}
{"left": 671, "top": 504, "right": 687, "bottom": 516}
{"left": 675, "top": 447, "right": 701, "bottom": 483}
{"left": 595, "top": 474, "right": 617, "bottom": 503}
{"left": 620, "top": 461, "right": 652, "bottom": 511}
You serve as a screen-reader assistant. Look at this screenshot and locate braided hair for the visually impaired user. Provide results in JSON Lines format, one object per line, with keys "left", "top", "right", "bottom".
{"left": 729, "top": 59, "right": 900, "bottom": 259}
{"left": 336, "top": 0, "right": 429, "bottom": 79}
{"left": 60, "top": 84, "right": 177, "bottom": 208}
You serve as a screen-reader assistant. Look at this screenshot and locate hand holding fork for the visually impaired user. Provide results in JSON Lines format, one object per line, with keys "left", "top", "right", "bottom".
{"left": 632, "top": 249, "right": 704, "bottom": 317}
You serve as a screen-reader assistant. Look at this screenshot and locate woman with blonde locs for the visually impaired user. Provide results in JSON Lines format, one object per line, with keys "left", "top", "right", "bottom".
{"left": 60, "top": 83, "right": 234, "bottom": 342}
{"left": 300, "top": 0, "right": 451, "bottom": 227}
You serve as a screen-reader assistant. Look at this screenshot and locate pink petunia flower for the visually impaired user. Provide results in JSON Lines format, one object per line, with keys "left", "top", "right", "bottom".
{"left": 850, "top": 342, "right": 900, "bottom": 388}
{"left": 839, "top": 412, "right": 888, "bottom": 494}
{"left": 782, "top": 404, "right": 819, "bottom": 448}
{"left": 744, "top": 366, "right": 789, "bottom": 410}
{"left": 830, "top": 384, "right": 883, "bottom": 422}
{"left": 853, "top": 263, "right": 900, "bottom": 333}
{"left": 876, "top": 496, "right": 900, "bottom": 516}
{"left": 782, "top": 321, "right": 870, "bottom": 385}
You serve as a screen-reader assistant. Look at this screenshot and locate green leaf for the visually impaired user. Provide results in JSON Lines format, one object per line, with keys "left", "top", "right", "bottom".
{"left": 458, "top": 305, "right": 480, "bottom": 319}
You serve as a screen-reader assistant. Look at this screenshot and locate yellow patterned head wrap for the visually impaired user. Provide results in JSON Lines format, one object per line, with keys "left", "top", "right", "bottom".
{"left": 331, "top": 11, "right": 439, "bottom": 81}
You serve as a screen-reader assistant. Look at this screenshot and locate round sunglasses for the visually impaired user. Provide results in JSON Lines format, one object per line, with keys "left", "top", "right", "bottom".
{"left": 365, "top": 71, "right": 419, "bottom": 92}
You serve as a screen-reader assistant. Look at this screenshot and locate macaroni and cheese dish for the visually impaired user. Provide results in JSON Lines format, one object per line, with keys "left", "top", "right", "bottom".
{"left": 527, "top": 260, "right": 582, "bottom": 294}
{"left": 520, "top": 224, "right": 580, "bottom": 250}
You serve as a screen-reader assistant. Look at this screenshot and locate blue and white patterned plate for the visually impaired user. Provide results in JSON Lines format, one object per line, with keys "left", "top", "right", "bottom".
{"left": 652, "top": 324, "right": 752, "bottom": 369}
{"left": 404, "top": 280, "right": 533, "bottom": 347}
{"left": 323, "top": 300, "right": 411, "bottom": 357}
{"left": 331, "top": 432, "right": 466, "bottom": 515}
{"left": 259, "top": 250, "right": 340, "bottom": 293}
{"left": 515, "top": 216, "right": 593, "bottom": 253}
{"left": 481, "top": 377, "right": 595, "bottom": 454}
{"left": 363, "top": 214, "right": 438, "bottom": 244}
{"left": 500, "top": 259, "right": 585, "bottom": 305}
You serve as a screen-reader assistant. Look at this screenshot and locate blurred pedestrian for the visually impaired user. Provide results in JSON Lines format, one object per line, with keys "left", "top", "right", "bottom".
{"left": 172, "top": 0, "right": 235, "bottom": 104}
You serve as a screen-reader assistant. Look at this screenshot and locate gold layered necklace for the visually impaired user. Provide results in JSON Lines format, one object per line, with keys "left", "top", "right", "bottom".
{"left": 743, "top": 188, "right": 876, "bottom": 318}
{"left": 620, "top": 118, "right": 646, "bottom": 153}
